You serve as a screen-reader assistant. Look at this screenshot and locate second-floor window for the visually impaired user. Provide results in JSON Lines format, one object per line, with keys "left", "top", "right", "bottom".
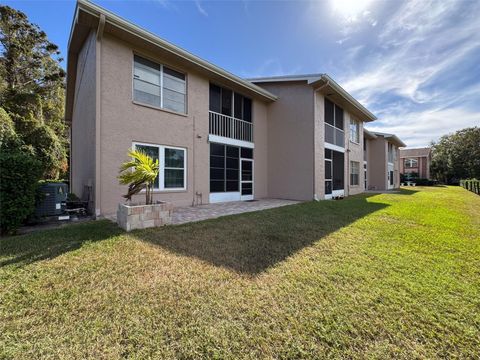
{"left": 405, "top": 158, "right": 418, "bottom": 168}
{"left": 350, "top": 119, "right": 360, "bottom": 143}
{"left": 133, "top": 55, "right": 187, "bottom": 114}
{"left": 209, "top": 84, "right": 252, "bottom": 122}
{"left": 325, "top": 98, "right": 344, "bottom": 147}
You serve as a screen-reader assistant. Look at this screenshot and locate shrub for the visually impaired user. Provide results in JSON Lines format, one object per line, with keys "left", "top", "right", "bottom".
{"left": 415, "top": 178, "right": 435, "bottom": 186}
{"left": 0, "top": 149, "right": 43, "bottom": 234}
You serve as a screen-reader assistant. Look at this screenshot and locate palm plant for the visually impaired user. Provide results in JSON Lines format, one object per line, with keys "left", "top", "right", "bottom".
{"left": 118, "top": 149, "right": 159, "bottom": 205}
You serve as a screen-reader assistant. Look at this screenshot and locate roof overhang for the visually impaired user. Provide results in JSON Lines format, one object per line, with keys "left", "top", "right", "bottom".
{"left": 66, "top": 0, "right": 277, "bottom": 123}
{"left": 249, "top": 73, "right": 377, "bottom": 123}
{"left": 363, "top": 128, "right": 377, "bottom": 140}
{"left": 373, "top": 131, "right": 406, "bottom": 148}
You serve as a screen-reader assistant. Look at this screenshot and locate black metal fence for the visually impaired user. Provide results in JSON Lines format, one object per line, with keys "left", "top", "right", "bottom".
{"left": 460, "top": 179, "right": 480, "bottom": 195}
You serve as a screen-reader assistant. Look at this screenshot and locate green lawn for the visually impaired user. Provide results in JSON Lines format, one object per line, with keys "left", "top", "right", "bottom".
{"left": 1, "top": 186, "right": 479, "bottom": 359}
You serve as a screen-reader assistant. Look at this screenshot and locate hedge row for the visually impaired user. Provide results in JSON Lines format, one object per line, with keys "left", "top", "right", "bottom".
{"left": 460, "top": 179, "right": 480, "bottom": 195}
{"left": 0, "top": 151, "right": 43, "bottom": 235}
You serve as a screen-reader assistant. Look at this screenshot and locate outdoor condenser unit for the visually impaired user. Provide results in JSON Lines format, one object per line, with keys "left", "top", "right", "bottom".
{"left": 35, "top": 183, "right": 68, "bottom": 217}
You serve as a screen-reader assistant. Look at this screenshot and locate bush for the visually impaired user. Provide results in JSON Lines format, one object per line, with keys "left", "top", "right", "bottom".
{"left": 415, "top": 178, "right": 436, "bottom": 186}
{"left": 460, "top": 179, "right": 480, "bottom": 195}
{"left": 0, "top": 149, "right": 43, "bottom": 235}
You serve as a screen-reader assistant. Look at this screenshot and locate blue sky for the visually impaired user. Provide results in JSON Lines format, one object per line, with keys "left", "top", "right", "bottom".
{"left": 5, "top": 0, "right": 480, "bottom": 147}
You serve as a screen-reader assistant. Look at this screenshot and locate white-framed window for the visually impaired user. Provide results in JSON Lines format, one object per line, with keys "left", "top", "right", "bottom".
{"left": 133, "top": 55, "right": 187, "bottom": 114}
{"left": 350, "top": 161, "right": 360, "bottom": 186}
{"left": 132, "top": 142, "right": 186, "bottom": 191}
{"left": 404, "top": 158, "right": 418, "bottom": 168}
{"left": 349, "top": 119, "right": 360, "bottom": 143}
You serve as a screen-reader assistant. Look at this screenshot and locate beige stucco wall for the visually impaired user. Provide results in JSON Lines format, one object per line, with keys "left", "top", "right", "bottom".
{"left": 394, "top": 146, "right": 400, "bottom": 188}
{"left": 368, "top": 137, "right": 388, "bottom": 190}
{"left": 259, "top": 82, "right": 315, "bottom": 201}
{"left": 96, "top": 34, "right": 269, "bottom": 215}
{"left": 71, "top": 31, "right": 97, "bottom": 212}
{"left": 253, "top": 100, "right": 269, "bottom": 199}
{"left": 345, "top": 113, "right": 364, "bottom": 196}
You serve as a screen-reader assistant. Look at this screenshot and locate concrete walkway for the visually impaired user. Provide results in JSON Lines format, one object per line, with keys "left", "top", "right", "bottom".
{"left": 171, "top": 199, "right": 300, "bottom": 225}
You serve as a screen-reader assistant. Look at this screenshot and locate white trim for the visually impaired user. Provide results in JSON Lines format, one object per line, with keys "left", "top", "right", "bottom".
{"left": 325, "top": 189, "right": 345, "bottom": 200}
{"left": 240, "top": 158, "right": 254, "bottom": 201}
{"left": 132, "top": 54, "right": 187, "bottom": 114}
{"left": 132, "top": 142, "right": 187, "bottom": 191}
{"left": 209, "top": 192, "right": 241, "bottom": 203}
{"left": 208, "top": 134, "right": 254, "bottom": 149}
{"left": 325, "top": 142, "right": 345, "bottom": 153}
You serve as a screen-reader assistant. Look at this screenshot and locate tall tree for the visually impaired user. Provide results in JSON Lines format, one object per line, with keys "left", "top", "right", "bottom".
{"left": 431, "top": 127, "right": 480, "bottom": 183}
{"left": 0, "top": 5, "right": 67, "bottom": 178}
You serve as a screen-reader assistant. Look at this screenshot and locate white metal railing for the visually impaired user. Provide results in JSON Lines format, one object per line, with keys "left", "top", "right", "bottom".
{"left": 325, "top": 123, "right": 345, "bottom": 148}
{"left": 209, "top": 111, "right": 253, "bottom": 142}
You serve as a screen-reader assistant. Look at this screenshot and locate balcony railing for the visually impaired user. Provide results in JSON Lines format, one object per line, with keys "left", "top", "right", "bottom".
{"left": 209, "top": 111, "right": 253, "bottom": 143}
{"left": 325, "top": 123, "right": 345, "bottom": 148}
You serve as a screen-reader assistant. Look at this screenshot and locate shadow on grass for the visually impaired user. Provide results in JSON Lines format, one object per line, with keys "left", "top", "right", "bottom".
{"left": 0, "top": 220, "right": 122, "bottom": 268}
{"left": 133, "top": 194, "right": 389, "bottom": 274}
{"left": 397, "top": 188, "right": 419, "bottom": 195}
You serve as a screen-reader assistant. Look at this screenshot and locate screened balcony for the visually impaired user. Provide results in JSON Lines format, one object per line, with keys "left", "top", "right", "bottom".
{"left": 209, "top": 83, "right": 253, "bottom": 143}
{"left": 325, "top": 123, "right": 345, "bottom": 148}
{"left": 209, "top": 111, "right": 253, "bottom": 143}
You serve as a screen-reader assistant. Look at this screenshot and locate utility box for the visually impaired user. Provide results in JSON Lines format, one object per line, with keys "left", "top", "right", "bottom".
{"left": 35, "top": 183, "right": 68, "bottom": 217}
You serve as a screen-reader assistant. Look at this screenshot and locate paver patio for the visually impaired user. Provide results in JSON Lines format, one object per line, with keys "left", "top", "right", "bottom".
{"left": 171, "top": 198, "right": 300, "bottom": 224}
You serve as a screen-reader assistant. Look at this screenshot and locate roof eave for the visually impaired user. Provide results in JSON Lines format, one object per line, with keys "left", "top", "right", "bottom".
{"left": 310, "top": 75, "right": 377, "bottom": 122}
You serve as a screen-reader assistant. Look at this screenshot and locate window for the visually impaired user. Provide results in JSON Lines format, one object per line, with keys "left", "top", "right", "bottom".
{"left": 133, "top": 55, "right": 186, "bottom": 113}
{"left": 209, "top": 84, "right": 252, "bottom": 122}
{"left": 350, "top": 161, "right": 360, "bottom": 186}
{"left": 133, "top": 142, "right": 186, "bottom": 190}
{"left": 404, "top": 158, "right": 418, "bottom": 168}
{"left": 350, "top": 119, "right": 360, "bottom": 143}
{"left": 324, "top": 98, "right": 344, "bottom": 147}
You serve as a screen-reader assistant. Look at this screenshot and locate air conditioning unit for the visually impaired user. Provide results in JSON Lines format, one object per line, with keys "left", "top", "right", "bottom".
{"left": 35, "top": 183, "right": 68, "bottom": 217}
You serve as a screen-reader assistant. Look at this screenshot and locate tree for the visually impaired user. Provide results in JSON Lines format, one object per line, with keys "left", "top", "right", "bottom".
{"left": 118, "top": 149, "right": 160, "bottom": 205}
{"left": 430, "top": 127, "right": 480, "bottom": 183}
{"left": 0, "top": 5, "right": 67, "bottom": 178}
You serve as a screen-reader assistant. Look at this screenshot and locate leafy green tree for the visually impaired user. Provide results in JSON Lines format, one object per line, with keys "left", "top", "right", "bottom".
{"left": 431, "top": 127, "right": 480, "bottom": 183}
{"left": 118, "top": 150, "right": 160, "bottom": 205}
{"left": 0, "top": 5, "right": 67, "bottom": 178}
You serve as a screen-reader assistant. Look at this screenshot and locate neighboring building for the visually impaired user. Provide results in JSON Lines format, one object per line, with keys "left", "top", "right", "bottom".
{"left": 67, "top": 1, "right": 383, "bottom": 217}
{"left": 364, "top": 130, "right": 406, "bottom": 190}
{"left": 249, "top": 75, "right": 376, "bottom": 200}
{"left": 400, "top": 148, "right": 432, "bottom": 179}
{"left": 363, "top": 128, "right": 377, "bottom": 191}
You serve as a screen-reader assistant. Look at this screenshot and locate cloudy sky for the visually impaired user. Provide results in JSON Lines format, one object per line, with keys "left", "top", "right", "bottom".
{"left": 6, "top": 0, "right": 480, "bottom": 147}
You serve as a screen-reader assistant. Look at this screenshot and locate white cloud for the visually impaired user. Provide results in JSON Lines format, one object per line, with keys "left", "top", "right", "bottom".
{"left": 194, "top": 0, "right": 208, "bottom": 17}
{"left": 338, "top": 0, "right": 480, "bottom": 147}
{"left": 367, "top": 107, "right": 480, "bottom": 148}
{"left": 242, "top": 58, "right": 303, "bottom": 79}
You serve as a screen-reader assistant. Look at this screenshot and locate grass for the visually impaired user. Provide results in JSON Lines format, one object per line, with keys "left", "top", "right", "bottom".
{"left": 1, "top": 186, "right": 479, "bottom": 359}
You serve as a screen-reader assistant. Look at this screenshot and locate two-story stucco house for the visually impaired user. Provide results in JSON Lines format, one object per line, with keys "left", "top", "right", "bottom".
{"left": 363, "top": 130, "right": 406, "bottom": 190}
{"left": 399, "top": 147, "right": 432, "bottom": 179}
{"left": 67, "top": 0, "right": 378, "bottom": 217}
